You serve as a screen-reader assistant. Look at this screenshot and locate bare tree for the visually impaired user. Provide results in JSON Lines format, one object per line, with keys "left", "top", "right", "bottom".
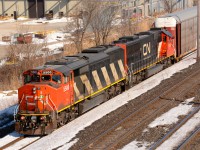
{"left": 162, "top": 0, "right": 179, "bottom": 13}
{"left": 193, "top": 0, "right": 197, "bottom": 6}
{"left": 64, "top": 0, "right": 98, "bottom": 52}
{"left": 90, "top": 2, "right": 118, "bottom": 45}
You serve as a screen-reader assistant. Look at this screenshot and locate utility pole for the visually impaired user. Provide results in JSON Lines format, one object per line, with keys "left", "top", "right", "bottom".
{"left": 36, "top": 0, "right": 38, "bottom": 19}
{"left": 150, "top": 0, "right": 153, "bottom": 16}
{"left": 197, "top": 0, "right": 200, "bottom": 61}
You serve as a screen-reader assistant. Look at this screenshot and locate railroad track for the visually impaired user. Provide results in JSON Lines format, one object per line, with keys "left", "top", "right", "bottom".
{"left": 0, "top": 134, "right": 42, "bottom": 150}
{"left": 150, "top": 106, "right": 200, "bottom": 150}
{"left": 177, "top": 124, "right": 200, "bottom": 150}
{"left": 0, "top": 136, "right": 24, "bottom": 149}
{"left": 80, "top": 64, "right": 200, "bottom": 150}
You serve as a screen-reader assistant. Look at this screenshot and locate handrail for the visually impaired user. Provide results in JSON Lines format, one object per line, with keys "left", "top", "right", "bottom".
{"left": 48, "top": 95, "right": 58, "bottom": 118}
{"left": 14, "top": 94, "right": 24, "bottom": 121}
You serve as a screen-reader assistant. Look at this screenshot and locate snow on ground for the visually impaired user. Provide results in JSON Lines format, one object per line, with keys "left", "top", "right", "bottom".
{"left": 5, "top": 136, "right": 40, "bottom": 150}
{"left": 122, "top": 141, "right": 151, "bottom": 150}
{"left": 0, "top": 132, "right": 22, "bottom": 147}
{"left": 0, "top": 91, "right": 17, "bottom": 111}
{"left": 156, "top": 110, "right": 200, "bottom": 150}
{"left": 32, "top": 31, "right": 70, "bottom": 44}
{"left": 0, "top": 16, "right": 74, "bottom": 25}
{"left": 18, "top": 52, "right": 195, "bottom": 150}
{"left": 22, "top": 17, "right": 74, "bottom": 25}
{"left": 122, "top": 97, "right": 196, "bottom": 150}
{"left": 0, "top": 17, "right": 28, "bottom": 24}
{"left": 148, "top": 97, "right": 194, "bottom": 128}
{"left": 0, "top": 58, "right": 7, "bottom": 67}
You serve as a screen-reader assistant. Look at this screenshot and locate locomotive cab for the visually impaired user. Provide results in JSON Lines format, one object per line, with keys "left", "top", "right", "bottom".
{"left": 15, "top": 68, "right": 74, "bottom": 135}
{"left": 160, "top": 30, "right": 175, "bottom": 58}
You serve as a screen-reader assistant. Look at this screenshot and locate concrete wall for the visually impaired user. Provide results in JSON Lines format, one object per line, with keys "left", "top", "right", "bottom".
{"left": 0, "top": 1, "right": 2, "bottom": 14}
{"left": 45, "top": 0, "right": 79, "bottom": 17}
{"left": 1, "top": 0, "right": 27, "bottom": 16}
{"left": 0, "top": 0, "right": 80, "bottom": 18}
{"left": 45, "top": 0, "right": 68, "bottom": 16}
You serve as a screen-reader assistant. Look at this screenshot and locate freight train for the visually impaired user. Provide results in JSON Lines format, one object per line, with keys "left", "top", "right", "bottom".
{"left": 14, "top": 7, "right": 197, "bottom": 135}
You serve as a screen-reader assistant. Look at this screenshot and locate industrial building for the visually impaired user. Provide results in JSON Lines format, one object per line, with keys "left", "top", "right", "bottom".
{"left": 0, "top": 0, "right": 78, "bottom": 18}
{"left": 0, "top": 0, "right": 194, "bottom": 19}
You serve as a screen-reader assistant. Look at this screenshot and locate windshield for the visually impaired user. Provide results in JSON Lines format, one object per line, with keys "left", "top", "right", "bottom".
{"left": 24, "top": 70, "right": 62, "bottom": 84}
{"left": 41, "top": 75, "right": 51, "bottom": 81}
{"left": 24, "top": 74, "right": 40, "bottom": 84}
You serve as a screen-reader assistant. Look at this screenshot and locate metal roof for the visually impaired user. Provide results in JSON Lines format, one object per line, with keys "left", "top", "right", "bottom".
{"left": 36, "top": 65, "right": 72, "bottom": 76}
{"left": 37, "top": 46, "right": 111, "bottom": 76}
{"left": 164, "top": 6, "right": 197, "bottom": 23}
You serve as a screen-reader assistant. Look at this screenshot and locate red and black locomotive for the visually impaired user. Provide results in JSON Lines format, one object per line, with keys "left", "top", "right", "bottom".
{"left": 15, "top": 7, "right": 197, "bottom": 135}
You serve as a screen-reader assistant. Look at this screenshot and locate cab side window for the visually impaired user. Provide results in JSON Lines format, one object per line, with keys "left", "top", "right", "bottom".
{"left": 52, "top": 75, "right": 61, "bottom": 83}
{"left": 32, "top": 74, "right": 40, "bottom": 82}
{"left": 163, "top": 36, "right": 167, "bottom": 42}
{"left": 41, "top": 75, "right": 51, "bottom": 81}
{"left": 24, "top": 75, "right": 31, "bottom": 84}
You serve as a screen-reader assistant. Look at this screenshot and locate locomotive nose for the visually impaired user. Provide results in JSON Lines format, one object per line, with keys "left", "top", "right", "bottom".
{"left": 18, "top": 84, "right": 50, "bottom": 113}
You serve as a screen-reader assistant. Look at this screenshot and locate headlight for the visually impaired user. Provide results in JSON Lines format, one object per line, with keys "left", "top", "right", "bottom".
{"left": 40, "top": 116, "right": 46, "bottom": 121}
{"left": 32, "top": 87, "right": 36, "bottom": 94}
{"left": 20, "top": 116, "right": 25, "bottom": 120}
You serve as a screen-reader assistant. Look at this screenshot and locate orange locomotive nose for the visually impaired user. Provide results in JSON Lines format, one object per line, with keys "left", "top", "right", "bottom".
{"left": 18, "top": 84, "right": 57, "bottom": 113}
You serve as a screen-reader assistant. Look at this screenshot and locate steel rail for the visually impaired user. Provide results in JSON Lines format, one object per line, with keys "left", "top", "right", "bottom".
{"left": 0, "top": 136, "right": 25, "bottom": 149}
{"left": 19, "top": 136, "right": 42, "bottom": 150}
{"left": 149, "top": 106, "right": 200, "bottom": 150}
{"left": 177, "top": 125, "right": 200, "bottom": 150}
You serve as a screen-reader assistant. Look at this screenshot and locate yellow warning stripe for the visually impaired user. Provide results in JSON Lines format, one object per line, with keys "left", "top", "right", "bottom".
{"left": 74, "top": 82, "right": 84, "bottom": 99}
{"left": 101, "top": 66, "right": 111, "bottom": 85}
{"left": 18, "top": 113, "right": 48, "bottom": 116}
{"left": 92, "top": 70, "right": 103, "bottom": 90}
{"left": 58, "top": 77, "right": 126, "bottom": 113}
{"left": 118, "top": 59, "right": 126, "bottom": 77}
{"left": 110, "top": 63, "right": 119, "bottom": 81}
{"left": 80, "top": 74, "right": 94, "bottom": 94}
{"left": 133, "top": 55, "right": 174, "bottom": 75}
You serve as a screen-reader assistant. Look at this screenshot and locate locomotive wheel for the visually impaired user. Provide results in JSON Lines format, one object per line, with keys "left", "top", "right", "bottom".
{"left": 108, "top": 86, "right": 115, "bottom": 98}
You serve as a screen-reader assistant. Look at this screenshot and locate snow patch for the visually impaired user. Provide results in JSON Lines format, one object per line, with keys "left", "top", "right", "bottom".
{"left": 122, "top": 141, "right": 151, "bottom": 150}
{"left": 58, "top": 139, "right": 79, "bottom": 150}
{"left": 148, "top": 97, "right": 194, "bottom": 128}
{"left": 0, "top": 91, "right": 18, "bottom": 111}
{"left": 0, "top": 132, "right": 22, "bottom": 147}
{"left": 23, "top": 17, "right": 74, "bottom": 25}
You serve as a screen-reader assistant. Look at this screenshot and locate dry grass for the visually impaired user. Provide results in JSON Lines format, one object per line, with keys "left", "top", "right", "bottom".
{"left": 6, "top": 91, "right": 17, "bottom": 96}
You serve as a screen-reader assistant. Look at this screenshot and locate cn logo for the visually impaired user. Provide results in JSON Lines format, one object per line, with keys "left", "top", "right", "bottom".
{"left": 143, "top": 42, "right": 151, "bottom": 56}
